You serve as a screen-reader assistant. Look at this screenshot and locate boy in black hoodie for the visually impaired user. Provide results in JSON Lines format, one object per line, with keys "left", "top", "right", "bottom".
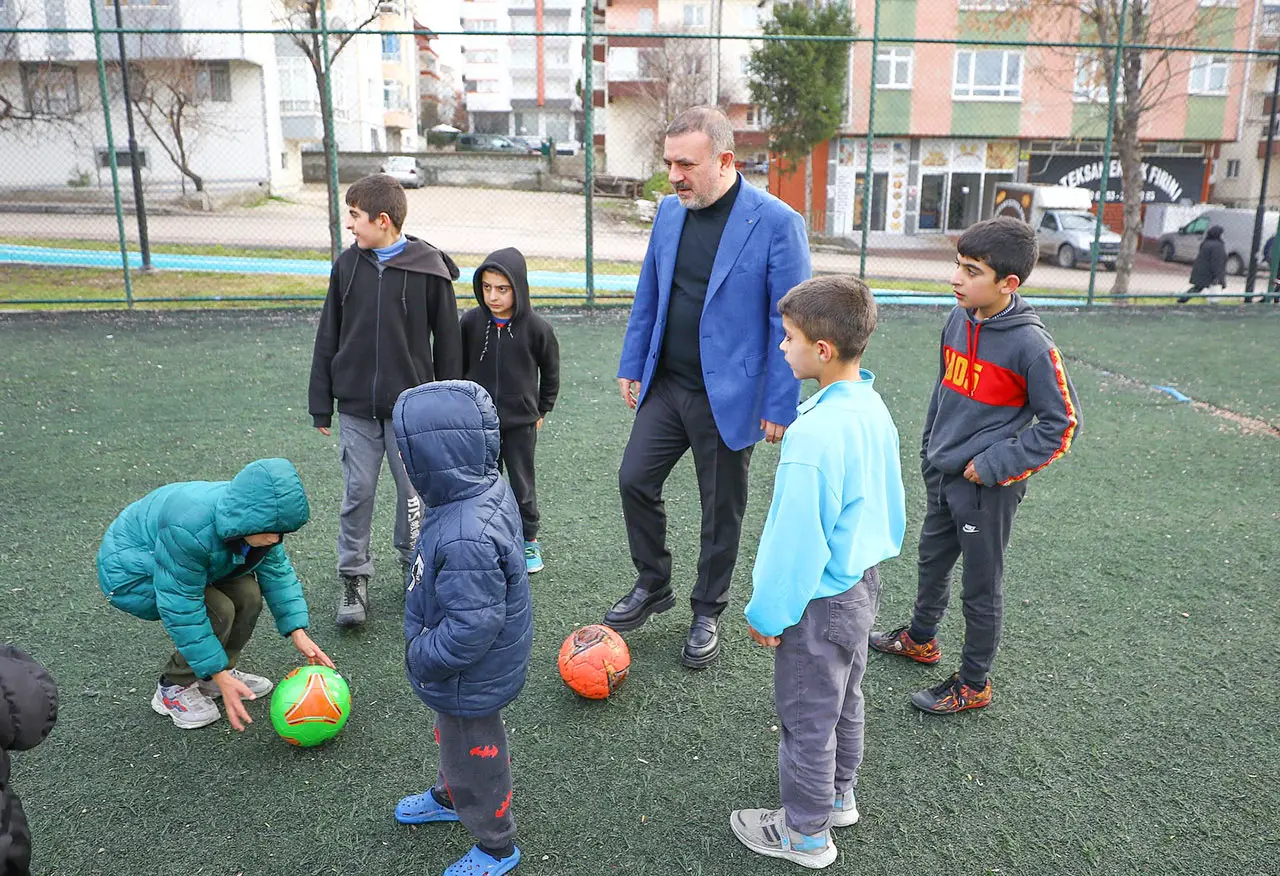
{"left": 869, "top": 217, "right": 1081, "bottom": 715}
{"left": 309, "top": 173, "right": 463, "bottom": 626}
{"left": 460, "top": 247, "right": 560, "bottom": 574}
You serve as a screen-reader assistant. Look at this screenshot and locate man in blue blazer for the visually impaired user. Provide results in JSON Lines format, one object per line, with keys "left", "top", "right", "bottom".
{"left": 604, "top": 106, "right": 812, "bottom": 668}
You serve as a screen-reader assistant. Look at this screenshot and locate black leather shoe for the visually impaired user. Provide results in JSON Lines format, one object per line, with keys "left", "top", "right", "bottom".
{"left": 603, "top": 585, "right": 676, "bottom": 632}
{"left": 681, "top": 615, "right": 720, "bottom": 669}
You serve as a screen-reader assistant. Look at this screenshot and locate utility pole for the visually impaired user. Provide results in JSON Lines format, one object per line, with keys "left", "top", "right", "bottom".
{"left": 111, "top": 0, "right": 151, "bottom": 271}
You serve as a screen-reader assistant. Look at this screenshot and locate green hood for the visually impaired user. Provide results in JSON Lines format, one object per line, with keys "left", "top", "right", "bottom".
{"left": 214, "top": 458, "right": 311, "bottom": 539}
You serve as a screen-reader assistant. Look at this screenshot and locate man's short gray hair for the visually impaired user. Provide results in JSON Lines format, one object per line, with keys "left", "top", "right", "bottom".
{"left": 666, "top": 106, "right": 735, "bottom": 156}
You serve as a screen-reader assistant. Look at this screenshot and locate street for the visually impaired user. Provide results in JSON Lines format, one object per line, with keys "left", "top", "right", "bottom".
{"left": 0, "top": 184, "right": 1199, "bottom": 295}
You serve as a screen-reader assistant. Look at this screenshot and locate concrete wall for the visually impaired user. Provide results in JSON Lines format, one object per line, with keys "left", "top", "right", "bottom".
{"left": 301, "top": 151, "right": 586, "bottom": 191}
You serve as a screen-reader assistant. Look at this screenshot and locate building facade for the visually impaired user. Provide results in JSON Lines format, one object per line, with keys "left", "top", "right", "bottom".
{"left": 1209, "top": 1, "right": 1280, "bottom": 209}
{"left": 793, "top": 0, "right": 1255, "bottom": 237}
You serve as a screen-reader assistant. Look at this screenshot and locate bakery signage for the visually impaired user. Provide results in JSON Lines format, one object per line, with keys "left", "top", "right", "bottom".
{"left": 1028, "top": 155, "right": 1204, "bottom": 204}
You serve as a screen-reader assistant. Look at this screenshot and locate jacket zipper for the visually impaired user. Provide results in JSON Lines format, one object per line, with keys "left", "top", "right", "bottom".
{"left": 372, "top": 261, "right": 384, "bottom": 418}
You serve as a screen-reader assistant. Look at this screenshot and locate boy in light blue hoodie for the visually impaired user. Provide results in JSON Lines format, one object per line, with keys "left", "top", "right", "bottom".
{"left": 731, "top": 276, "right": 906, "bottom": 870}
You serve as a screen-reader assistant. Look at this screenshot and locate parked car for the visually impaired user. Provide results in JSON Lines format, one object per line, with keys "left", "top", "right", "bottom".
{"left": 457, "top": 133, "right": 530, "bottom": 153}
{"left": 1037, "top": 210, "right": 1121, "bottom": 270}
{"left": 379, "top": 155, "right": 426, "bottom": 189}
{"left": 1157, "top": 208, "right": 1279, "bottom": 276}
{"left": 742, "top": 159, "right": 770, "bottom": 175}
{"left": 552, "top": 140, "right": 581, "bottom": 156}
{"left": 511, "top": 135, "right": 546, "bottom": 154}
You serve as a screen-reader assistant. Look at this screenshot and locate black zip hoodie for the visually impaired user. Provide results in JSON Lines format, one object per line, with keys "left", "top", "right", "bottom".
{"left": 309, "top": 236, "right": 463, "bottom": 427}
{"left": 460, "top": 247, "right": 560, "bottom": 428}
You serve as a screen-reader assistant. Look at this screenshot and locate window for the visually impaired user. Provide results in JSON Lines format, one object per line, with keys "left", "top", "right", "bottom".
{"left": 195, "top": 62, "right": 231, "bottom": 103}
{"left": 462, "top": 19, "right": 497, "bottom": 32}
{"left": 97, "top": 147, "right": 147, "bottom": 168}
{"left": 953, "top": 50, "right": 1022, "bottom": 100}
{"left": 683, "top": 55, "right": 703, "bottom": 75}
{"left": 469, "top": 79, "right": 500, "bottom": 93}
{"left": 466, "top": 49, "right": 498, "bottom": 64}
{"left": 1197, "top": 0, "right": 1237, "bottom": 6}
{"left": 745, "top": 106, "right": 761, "bottom": 129}
{"left": 683, "top": 4, "right": 707, "bottom": 27}
{"left": 1073, "top": 54, "right": 1126, "bottom": 103}
{"left": 21, "top": 63, "right": 79, "bottom": 114}
{"left": 637, "top": 9, "right": 654, "bottom": 31}
{"left": 875, "top": 47, "right": 913, "bottom": 89}
{"left": 277, "top": 55, "right": 316, "bottom": 112}
{"left": 1225, "top": 158, "right": 1241, "bottom": 179}
{"left": 1039, "top": 214, "right": 1057, "bottom": 231}
{"left": 1188, "top": 54, "right": 1230, "bottom": 95}
{"left": 384, "top": 80, "right": 408, "bottom": 110}
{"left": 382, "top": 33, "right": 401, "bottom": 61}
{"left": 958, "top": 0, "right": 1025, "bottom": 8}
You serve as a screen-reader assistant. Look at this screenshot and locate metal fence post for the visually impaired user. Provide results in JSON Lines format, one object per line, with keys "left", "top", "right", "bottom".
{"left": 1087, "top": 0, "right": 1129, "bottom": 307}
{"left": 319, "top": 1, "right": 342, "bottom": 256}
{"left": 111, "top": 0, "right": 151, "bottom": 271}
{"left": 858, "top": 0, "right": 880, "bottom": 281}
{"left": 584, "top": 4, "right": 596, "bottom": 306}
{"left": 1245, "top": 46, "right": 1280, "bottom": 300}
{"left": 90, "top": 0, "right": 134, "bottom": 307}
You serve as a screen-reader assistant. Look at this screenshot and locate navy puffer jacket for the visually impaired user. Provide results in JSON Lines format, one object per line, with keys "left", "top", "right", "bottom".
{"left": 393, "top": 380, "right": 532, "bottom": 718}
{"left": 1, "top": 645, "right": 58, "bottom": 876}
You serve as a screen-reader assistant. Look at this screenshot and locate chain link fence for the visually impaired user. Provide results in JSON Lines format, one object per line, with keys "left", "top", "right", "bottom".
{"left": 1, "top": 3, "right": 1279, "bottom": 308}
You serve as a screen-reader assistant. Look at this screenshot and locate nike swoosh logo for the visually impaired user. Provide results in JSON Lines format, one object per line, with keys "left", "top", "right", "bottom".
{"left": 962, "top": 524, "right": 979, "bottom": 534}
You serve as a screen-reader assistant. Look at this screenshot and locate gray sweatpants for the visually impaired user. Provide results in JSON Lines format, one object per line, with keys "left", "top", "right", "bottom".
{"left": 433, "top": 711, "right": 516, "bottom": 852}
{"left": 775, "top": 567, "right": 881, "bottom": 837}
{"left": 337, "top": 414, "right": 422, "bottom": 577}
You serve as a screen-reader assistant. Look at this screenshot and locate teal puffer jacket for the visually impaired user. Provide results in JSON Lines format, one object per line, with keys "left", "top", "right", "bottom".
{"left": 96, "top": 458, "right": 313, "bottom": 679}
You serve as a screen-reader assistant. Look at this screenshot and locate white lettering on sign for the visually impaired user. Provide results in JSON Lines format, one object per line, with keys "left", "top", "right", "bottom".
{"left": 1057, "top": 160, "right": 1184, "bottom": 202}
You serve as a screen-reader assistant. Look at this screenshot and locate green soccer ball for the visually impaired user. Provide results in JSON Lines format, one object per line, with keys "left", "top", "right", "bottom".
{"left": 269, "top": 665, "right": 351, "bottom": 747}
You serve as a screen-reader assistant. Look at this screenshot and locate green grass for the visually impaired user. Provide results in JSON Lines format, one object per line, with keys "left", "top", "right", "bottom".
{"left": 1, "top": 307, "right": 1277, "bottom": 875}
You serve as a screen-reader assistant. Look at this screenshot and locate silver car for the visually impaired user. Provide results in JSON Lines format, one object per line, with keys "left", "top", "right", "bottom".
{"left": 379, "top": 155, "right": 426, "bottom": 189}
{"left": 1037, "top": 209, "right": 1120, "bottom": 270}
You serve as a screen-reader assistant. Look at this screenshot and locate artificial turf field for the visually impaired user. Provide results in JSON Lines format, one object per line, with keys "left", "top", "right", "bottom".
{"left": 1, "top": 306, "right": 1276, "bottom": 876}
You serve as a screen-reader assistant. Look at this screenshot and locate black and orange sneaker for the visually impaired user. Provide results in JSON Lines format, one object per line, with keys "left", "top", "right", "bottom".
{"left": 910, "top": 673, "right": 992, "bottom": 715}
{"left": 868, "top": 625, "right": 942, "bottom": 664}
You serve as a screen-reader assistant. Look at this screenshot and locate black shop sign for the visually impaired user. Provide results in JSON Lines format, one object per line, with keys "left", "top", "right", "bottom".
{"left": 1027, "top": 154, "right": 1205, "bottom": 204}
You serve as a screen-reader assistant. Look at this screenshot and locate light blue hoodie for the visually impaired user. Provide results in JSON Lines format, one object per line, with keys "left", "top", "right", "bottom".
{"left": 745, "top": 373, "right": 906, "bottom": 638}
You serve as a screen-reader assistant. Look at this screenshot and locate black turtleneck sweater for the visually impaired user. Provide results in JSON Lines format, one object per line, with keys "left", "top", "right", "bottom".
{"left": 657, "top": 175, "right": 742, "bottom": 391}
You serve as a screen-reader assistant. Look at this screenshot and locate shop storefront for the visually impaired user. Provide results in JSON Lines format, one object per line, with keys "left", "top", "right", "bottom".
{"left": 828, "top": 137, "right": 1020, "bottom": 236}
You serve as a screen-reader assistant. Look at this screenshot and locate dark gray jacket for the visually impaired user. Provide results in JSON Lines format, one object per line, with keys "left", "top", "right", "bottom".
{"left": 1, "top": 646, "right": 58, "bottom": 876}
{"left": 1190, "top": 226, "right": 1227, "bottom": 288}
{"left": 922, "top": 295, "right": 1082, "bottom": 486}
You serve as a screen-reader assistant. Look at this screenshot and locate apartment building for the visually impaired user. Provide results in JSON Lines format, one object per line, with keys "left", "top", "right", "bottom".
{"left": 796, "top": 0, "right": 1254, "bottom": 237}
{"left": 1210, "top": 1, "right": 1280, "bottom": 208}
{"left": 379, "top": 0, "right": 421, "bottom": 152}
{"left": 0, "top": 0, "right": 292, "bottom": 196}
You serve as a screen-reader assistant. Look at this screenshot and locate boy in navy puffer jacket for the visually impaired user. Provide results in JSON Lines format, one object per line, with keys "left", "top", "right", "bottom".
{"left": 390, "top": 380, "right": 532, "bottom": 876}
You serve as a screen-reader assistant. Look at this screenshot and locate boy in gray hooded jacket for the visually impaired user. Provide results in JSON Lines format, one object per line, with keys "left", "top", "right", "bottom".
{"left": 870, "top": 217, "right": 1081, "bottom": 715}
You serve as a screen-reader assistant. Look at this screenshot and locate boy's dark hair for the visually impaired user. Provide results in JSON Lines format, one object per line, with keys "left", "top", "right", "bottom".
{"left": 778, "top": 275, "right": 877, "bottom": 361}
{"left": 345, "top": 174, "right": 408, "bottom": 231}
{"left": 956, "top": 216, "right": 1038, "bottom": 283}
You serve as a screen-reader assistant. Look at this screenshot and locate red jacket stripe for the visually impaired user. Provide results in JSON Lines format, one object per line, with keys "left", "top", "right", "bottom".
{"left": 1000, "top": 347, "right": 1079, "bottom": 485}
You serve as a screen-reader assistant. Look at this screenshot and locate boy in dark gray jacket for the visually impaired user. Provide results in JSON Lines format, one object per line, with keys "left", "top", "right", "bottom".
{"left": 870, "top": 217, "right": 1081, "bottom": 715}
{"left": 390, "top": 381, "right": 532, "bottom": 876}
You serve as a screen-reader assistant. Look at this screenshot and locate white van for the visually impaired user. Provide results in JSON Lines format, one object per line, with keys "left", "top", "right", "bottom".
{"left": 1156, "top": 208, "right": 1279, "bottom": 275}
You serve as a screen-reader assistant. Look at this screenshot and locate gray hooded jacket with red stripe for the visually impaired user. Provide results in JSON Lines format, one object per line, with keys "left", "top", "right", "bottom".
{"left": 921, "top": 294, "right": 1081, "bottom": 486}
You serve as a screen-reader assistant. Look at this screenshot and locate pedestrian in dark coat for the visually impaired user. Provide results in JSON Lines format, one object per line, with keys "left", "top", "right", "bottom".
{"left": 1178, "top": 225, "right": 1227, "bottom": 303}
{"left": 1, "top": 645, "right": 58, "bottom": 876}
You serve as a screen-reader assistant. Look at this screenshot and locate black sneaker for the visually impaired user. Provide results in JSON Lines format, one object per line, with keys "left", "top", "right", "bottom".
{"left": 910, "top": 672, "right": 992, "bottom": 715}
{"left": 336, "top": 574, "right": 369, "bottom": 627}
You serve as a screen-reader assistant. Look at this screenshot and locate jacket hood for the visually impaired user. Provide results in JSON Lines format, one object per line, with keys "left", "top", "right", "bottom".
{"left": 964, "top": 293, "right": 1046, "bottom": 331}
{"left": 214, "top": 458, "right": 311, "bottom": 539}
{"left": 1206, "top": 225, "right": 1224, "bottom": 241}
{"left": 394, "top": 380, "right": 501, "bottom": 507}
{"left": 472, "top": 247, "right": 531, "bottom": 320}
{"left": 351, "top": 235, "right": 460, "bottom": 281}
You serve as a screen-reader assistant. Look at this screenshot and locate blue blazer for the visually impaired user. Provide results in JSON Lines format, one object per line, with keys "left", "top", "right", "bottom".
{"left": 617, "top": 175, "right": 811, "bottom": 451}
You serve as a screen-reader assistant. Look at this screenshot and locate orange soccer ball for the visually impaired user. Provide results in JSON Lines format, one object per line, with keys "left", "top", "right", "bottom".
{"left": 558, "top": 624, "right": 631, "bottom": 699}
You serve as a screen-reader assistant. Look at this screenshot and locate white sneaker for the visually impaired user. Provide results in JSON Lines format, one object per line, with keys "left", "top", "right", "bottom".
{"left": 150, "top": 681, "right": 221, "bottom": 729}
{"left": 831, "top": 790, "right": 860, "bottom": 828}
{"left": 198, "top": 668, "right": 275, "bottom": 699}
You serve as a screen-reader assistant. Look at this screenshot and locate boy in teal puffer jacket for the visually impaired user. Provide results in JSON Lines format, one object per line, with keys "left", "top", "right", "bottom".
{"left": 96, "top": 458, "right": 336, "bottom": 731}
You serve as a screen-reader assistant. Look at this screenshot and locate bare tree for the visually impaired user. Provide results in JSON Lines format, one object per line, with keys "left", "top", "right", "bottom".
{"left": 0, "top": 2, "right": 86, "bottom": 131}
{"left": 115, "top": 59, "right": 232, "bottom": 201}
{"left": 1011, "top": 0, "right": 1249, "bottom": 296}
{"left": 275, "top": 0, "right": 381, "bottom": 259}
{"left": 630, "top": 28, "right": 717, "bottom": 172}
